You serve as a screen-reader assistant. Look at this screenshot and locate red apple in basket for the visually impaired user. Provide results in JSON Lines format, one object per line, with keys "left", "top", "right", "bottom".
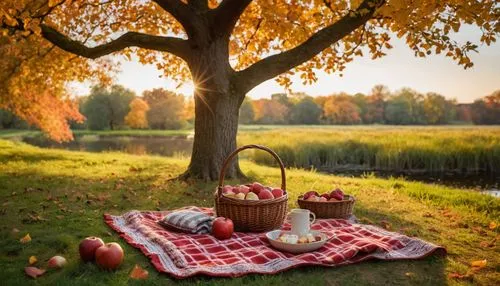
{"left": 222, "top": 185, "right": 233, "bottom": 194}
{"left": 320, "top": 193, "right": 330, "bottom": 200}
{"left": 212, "top": 217, "right": 234, "bottom": 240}
{"left": 95, "top": 242, "right": 124, "bottom": 270}
{"left": 245, "top": 192, "right": 259, "bottom": 200}
{"left": 330, "top": 188, "right": 344, "bottom": 201}
{"left": 258, "top": 189, "right": 274, "bottom": 200}
{"left": 303, "top": 191, "right": 319, "bottom": 200}
{"left": 250, "top": 182, "right": 265, "bottom": 195}
{"left": 271, "top": 188, "right": 284, "bottom": 198}
{"left": 306, "top": 195, "right": 320, "bottom": 202}
{"left": 79, "top": 236, "right": 105, "bottom": 262}
{"left": 237, "top": 185, "right": 250, "bottom": 195}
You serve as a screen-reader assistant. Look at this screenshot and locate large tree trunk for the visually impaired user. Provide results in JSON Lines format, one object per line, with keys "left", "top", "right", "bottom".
{"left": 180, "top": 39, "right": 245, "bottom": 181}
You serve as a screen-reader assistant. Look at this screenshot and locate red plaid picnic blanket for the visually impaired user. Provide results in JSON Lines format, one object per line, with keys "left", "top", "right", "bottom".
{"left": 104, "top": 206, "right": 445, "bottom": 278}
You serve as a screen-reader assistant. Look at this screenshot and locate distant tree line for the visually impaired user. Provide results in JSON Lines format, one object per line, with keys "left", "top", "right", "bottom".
{"left": 241, "top": 86, "right": 500, "bottom": 125}
{"left": 0, "top": 85, "right": 498, "bottom": 130}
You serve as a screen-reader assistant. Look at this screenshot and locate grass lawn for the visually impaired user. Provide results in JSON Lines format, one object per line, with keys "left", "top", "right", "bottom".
{"left": 0, "top": 139, "right": 498, "bottom": 285}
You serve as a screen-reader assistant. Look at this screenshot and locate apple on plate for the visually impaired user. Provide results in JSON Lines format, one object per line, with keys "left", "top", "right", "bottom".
{"left": 95, "top": 242, "right": 124, "bottom": 270}
{"left": 303, "top": 191, "right": 319, "bottom": 200}
{"left": 250, "top": 182, "right": 265, "bottom": 195}
{"left": 245, "top": 192, "right": 259, "bottom": 200}
{"left": 271, "top": 188, "right": 284, "bottom": 198}
{"left": 79, "top": 236, "right": 105, "bottom": 262}
{"left": 212, "top": 217, "right": 234, "bottom": 240}
{"left": 258, "top": 189, "right": 274, "bottom": 200}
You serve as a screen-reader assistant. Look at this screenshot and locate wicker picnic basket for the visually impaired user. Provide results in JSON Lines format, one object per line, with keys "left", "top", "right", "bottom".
{"left": 215, "top": 145, "right": 288, "bottom": 232}
{"left": 297, "top": 195, "right": 355, "bottom": 219}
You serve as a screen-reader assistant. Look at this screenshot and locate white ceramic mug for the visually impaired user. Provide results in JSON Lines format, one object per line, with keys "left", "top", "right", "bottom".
{"left": 289, "top": 208, "right": 316, "bottom": 236}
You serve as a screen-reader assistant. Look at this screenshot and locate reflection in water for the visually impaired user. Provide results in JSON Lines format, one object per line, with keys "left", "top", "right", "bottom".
{"left": 20, "top": 135, "right": 193, "bottom": 157}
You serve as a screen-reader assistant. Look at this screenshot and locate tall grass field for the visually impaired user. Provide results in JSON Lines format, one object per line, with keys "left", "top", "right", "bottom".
{"left": 238, "top": 126, "right": 500, "bottom": 174}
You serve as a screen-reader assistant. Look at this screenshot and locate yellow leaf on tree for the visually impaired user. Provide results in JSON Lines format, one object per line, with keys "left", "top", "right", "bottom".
{"left": 48, "top": 0, "right": 62, "bottom": 8}
{"left": 29, "top": 256, "right": 37, "bottom": 265}
{"left": 471, "top": 259, "right": 487, "bottom": 269}
{"left": 20, "top": 234, "right": 31, "bottom": 244}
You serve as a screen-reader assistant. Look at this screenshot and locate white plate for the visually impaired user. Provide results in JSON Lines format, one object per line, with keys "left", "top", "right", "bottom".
{"left": 266, "top": 230, "right": 330, "bottom": 254}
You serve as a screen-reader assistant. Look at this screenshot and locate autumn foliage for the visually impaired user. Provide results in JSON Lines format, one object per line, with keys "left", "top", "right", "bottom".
{"left": 0, "top": 0, "right": 498, "bottom": 143}
{"left": 125, "top": 98, "right": 150, "bottom": 129}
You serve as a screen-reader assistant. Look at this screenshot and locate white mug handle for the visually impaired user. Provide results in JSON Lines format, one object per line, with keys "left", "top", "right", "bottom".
{"left": 309, "top": 211, "right": 316, "bottom": 226}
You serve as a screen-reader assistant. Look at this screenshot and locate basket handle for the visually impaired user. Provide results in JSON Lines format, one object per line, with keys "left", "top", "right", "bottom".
{"left": 217, "top": 144, "right": 286, "bottom": 198}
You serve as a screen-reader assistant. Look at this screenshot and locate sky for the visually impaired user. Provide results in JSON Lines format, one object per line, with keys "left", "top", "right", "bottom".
{"left": 71, "top": 26, "right": 499, "bottom": 103}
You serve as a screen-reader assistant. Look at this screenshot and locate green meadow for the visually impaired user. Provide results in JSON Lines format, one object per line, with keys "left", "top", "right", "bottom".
{"left": 0, "top": 139, "right": 498, "bottom": 285}
{"left": 239, "top": 126, "right": 500, "bottom": 174}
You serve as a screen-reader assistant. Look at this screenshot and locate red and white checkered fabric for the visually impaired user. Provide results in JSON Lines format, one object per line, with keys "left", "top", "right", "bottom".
{"left": 104, "top": 206, "right": 445, "bottom": 278}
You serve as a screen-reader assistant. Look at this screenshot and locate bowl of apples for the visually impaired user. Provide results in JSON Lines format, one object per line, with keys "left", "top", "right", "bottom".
{"left": 297, "top": 188, "right": 355, "bottom": 218}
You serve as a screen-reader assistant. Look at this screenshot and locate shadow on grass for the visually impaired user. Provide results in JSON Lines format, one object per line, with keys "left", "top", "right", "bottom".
{"left": 0, "top": 166, "right": 446, "bottom": 286}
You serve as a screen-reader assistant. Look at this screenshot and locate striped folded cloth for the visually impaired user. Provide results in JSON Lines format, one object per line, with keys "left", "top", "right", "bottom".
{"left": 158, "top": 210, "right": 214, "bottom": 234}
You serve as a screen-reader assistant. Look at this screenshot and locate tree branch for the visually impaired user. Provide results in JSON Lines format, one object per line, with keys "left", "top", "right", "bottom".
{"left": 211, "top": 0, "right": 253, "bottom": 37}
{"left": 151, "top": 0, "right": 197, "bottom": 35}
{"left": 40, "top": 24, "right": 190, "bottom": 60}
{"left": 234, "top": 0, "right": 385, "bottom": 93}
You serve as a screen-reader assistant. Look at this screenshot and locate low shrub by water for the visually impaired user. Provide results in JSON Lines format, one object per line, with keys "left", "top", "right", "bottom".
{"left": 238, "top": 126, "right": 500, "bottom": 174}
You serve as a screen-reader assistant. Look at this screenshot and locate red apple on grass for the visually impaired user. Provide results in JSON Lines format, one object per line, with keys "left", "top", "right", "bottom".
{"left": 48, "top": 256, "right": 67, "bottom": 268}
{"left": 258, "top": 189, "right": 274, "bottom": 200}
{"left": 303, "top": 191, "right": 319, "bottom": 200}
{"left": 212, "top": 217, "right": 234, "bottom": 240}
{"left": 95, "top": 242, "right": 124, "bottom": 270}
{"left": 271, "top": 188, "right": 284, "bottom": 198}
{"left": 79, "top": 236, "right": 105, "bottom": 262}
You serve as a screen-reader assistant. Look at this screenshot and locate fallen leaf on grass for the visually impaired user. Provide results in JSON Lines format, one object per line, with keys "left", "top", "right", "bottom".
{"left": 20, "top": 234, "right": 31, "bottom": 244}
{"left": 489, "top": 221, "right": 497, "bottom": 230}
{"left": 129, "top": 264, "right": 149, "bottom": 280}
{"left": 25, "top": 267, "right": 45, "bottom": 278}
{"left": 471, "top": 259, "right": 487, "bottom": 270}
{"left": 479, "top": 237, "right": 496, "bottom": 248}
{"left": 379, "top": 220, "right": 392, "bottom": 230}
{"left": 29, "top": 256, "right": 37, "bottom": 265}
{"left": 448, "top": 272, "right": 471, "bottom": 280}
{"left": 422, "top": 212, "right": 433, "bottom": 218}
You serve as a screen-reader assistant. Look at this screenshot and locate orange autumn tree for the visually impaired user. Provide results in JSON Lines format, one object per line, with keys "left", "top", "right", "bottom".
{"left": 125, "top": 98, "right": 150, "bottom": 129}
{"left": 1, "top": 0, "right": 498, "bottom": 179}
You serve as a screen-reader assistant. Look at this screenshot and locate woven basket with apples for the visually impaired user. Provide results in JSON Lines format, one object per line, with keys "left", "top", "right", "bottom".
{"left": 215, "top": 145, "right": 288, "bottom": 232}
{"left": 297, "top": 188, "right": 355, "bottom": 219}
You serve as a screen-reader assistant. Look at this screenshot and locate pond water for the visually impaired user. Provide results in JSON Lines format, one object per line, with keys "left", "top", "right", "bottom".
{"left": 18, "top": 135, "right": 193, "bottom": 157}
{"left": 10, "top": 135, "right": 499, "bottom": 195}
